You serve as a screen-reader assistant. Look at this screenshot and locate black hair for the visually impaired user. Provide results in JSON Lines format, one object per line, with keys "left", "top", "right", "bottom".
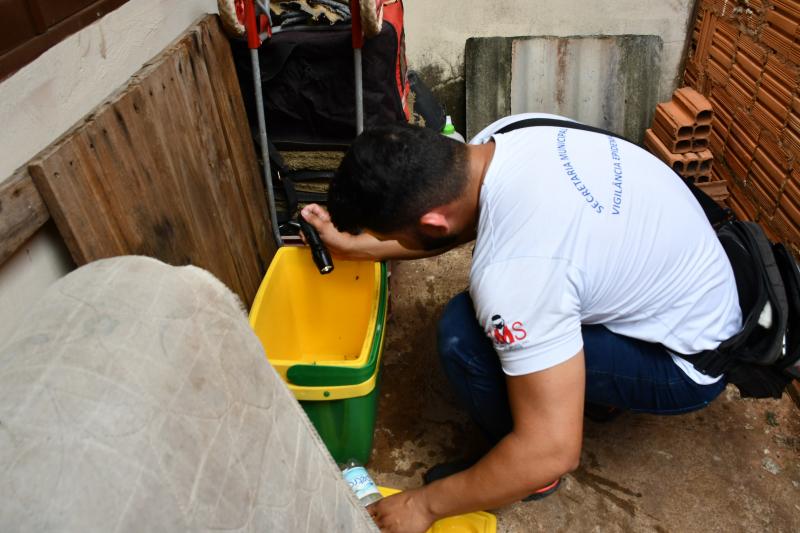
{"left": 328, "top": 121, "right": 469, "bottom": 234}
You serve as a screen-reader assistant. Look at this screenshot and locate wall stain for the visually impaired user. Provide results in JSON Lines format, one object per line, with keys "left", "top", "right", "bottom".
{"left": 416, "top": 64, "right": 466, "bottom": 134}
{"left": 572, "top": 465, "right": 642, "bottom": 517}
{"left": 98, "top": 26, "right": 107, "bottom": 60}
{"left": 584, "top": 450, "right": 601, "bottom": 469}
{"left": 556, "top": 39, "right": 568, "bottom": 107}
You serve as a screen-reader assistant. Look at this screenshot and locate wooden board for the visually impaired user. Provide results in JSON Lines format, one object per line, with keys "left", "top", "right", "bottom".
{"left": 789, "top": 380, "right": 800, "bottom": 410}
{"left": 0, "top": 167, "right": 50, "bottom": 265}
{"left": 29, "top": 15, "right": 276, "bottom": 306}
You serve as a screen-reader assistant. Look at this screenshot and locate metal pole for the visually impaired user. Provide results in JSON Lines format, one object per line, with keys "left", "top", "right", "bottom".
{"left": 350, "top": 0, "right": 364, "bottom": 136}
{"left": 354, "top": 48, "right": 364, "bottom": 135}
{"left": 251, "top": 48, "right": 282, "bottom": 247}
{"left": 244, "top": 0, "right": 281, "bottom": 247}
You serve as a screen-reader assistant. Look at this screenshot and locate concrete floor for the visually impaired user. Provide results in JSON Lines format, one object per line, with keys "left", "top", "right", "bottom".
{"left": 369, "top": 246, "right": 800, "bottom": 532}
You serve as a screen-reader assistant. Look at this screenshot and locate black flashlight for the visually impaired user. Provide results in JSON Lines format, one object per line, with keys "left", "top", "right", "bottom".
{"left": 295, "top": 218, "right": 334, "bottom": 275}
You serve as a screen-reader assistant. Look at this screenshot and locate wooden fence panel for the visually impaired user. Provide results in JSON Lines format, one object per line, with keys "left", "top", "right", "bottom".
{"left": 29, "top": 15, "right": 275, "bottom": 305}
{"left": 0, "top": 168, "right": 50, "bottom": 265}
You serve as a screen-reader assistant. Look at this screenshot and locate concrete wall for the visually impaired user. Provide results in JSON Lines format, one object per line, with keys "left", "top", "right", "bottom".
{"left": 402, "top": 0, "right": 696, "bottom": 136}
{"left": 0, "top": 0, "right": 217, "bottom": 342}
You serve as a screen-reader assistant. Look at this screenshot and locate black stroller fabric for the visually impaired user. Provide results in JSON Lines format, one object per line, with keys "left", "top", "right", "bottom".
{"left": 408, "top": 70, "right": 445, "bottom": 132}
{"left": 231, "top": 24, "right": 407, "bottom": 147}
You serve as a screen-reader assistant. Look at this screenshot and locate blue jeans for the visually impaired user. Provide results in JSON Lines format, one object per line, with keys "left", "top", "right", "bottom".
{"left": 437, "top": 292, "right": 726, "bottom": 443}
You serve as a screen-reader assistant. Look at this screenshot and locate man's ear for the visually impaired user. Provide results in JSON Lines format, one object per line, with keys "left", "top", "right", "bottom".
{"left": 419, "top": 209, "right": 451, "bottom": 235}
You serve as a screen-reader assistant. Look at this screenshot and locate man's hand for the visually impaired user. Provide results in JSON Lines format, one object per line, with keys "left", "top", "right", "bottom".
{"left": 367, "top": 489, "right": 435, "bottom": 533}
{"left": 300, "top": 204, "right": 356, "bottom": 258}
{"left": 299, "top": 203, "right": 463, "bottom": 261}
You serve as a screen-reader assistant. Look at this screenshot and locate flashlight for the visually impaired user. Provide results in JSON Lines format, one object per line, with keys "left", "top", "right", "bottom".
{"left": 295, "top": 218, "right": 334, "bottom": 275}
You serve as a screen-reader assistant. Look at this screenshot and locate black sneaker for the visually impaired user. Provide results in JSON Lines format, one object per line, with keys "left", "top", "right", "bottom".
{"left": 423, "top": 459, "right": 561, "bottom": 501}
{"left": 423, "top": 459, "right": 478, "bottom": 485}
{"left": 583, "top": 402, "right": 624, "bottom": 423}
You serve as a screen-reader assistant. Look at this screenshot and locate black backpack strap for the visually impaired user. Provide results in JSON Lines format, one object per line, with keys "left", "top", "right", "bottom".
{"left": 773, "top": 243, "right": 800, "bottom": 375}
{"left": 683, "top": 221, "right": 792, "bottom": 398}
{"left": 493, "top": 117, "right": 731, "bottom": 227}
{"left": 265, "top": 139, "right": 298, "bottom": 225}
{"left": 688, "top": 183, "right": 732, "bottom": 229}
{"left": 267, "top": 142, "right": 335, "bottom": 229}
{"left": 725, "top": 364, "right": 791, "bottom": 399}
{"left": 495, "top": 117, "right": 629, "bottom": 140}
{"left": 732, "top": 222, "right": 788, "bottom": 364}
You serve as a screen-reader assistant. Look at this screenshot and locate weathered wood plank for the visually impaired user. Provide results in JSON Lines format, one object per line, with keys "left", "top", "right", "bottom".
{"left": 0, "top": 168, "right": 50, "bottom": 265}
{"left": 28, "top": 126, "right": 134, "bottom": 264}
{"left": 28, "top": 15, "right": 276, "bottom": 305}
{"left": 172, "top": 27, "right": 267, "bottom": 302}
{"left": 789, "top": 380, "right": 800, "bottom": 410}
{"left": 199, "top": 20, "right": 275, "bottom": 292}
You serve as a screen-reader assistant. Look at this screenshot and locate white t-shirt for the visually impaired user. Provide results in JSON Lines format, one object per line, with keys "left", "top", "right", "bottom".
{"left": 469, "top": 114, "right": 742, "bottom": 384}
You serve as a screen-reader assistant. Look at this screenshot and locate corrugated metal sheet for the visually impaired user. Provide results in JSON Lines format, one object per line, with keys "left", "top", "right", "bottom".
{"left": 466, "top": 35, "right": 663, "bottom": 142}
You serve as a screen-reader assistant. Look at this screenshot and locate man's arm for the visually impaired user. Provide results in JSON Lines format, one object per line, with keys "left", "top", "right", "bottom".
{"left": 301, "top": 204, "right": 465, "bottom": 261}
{"left": 369, "top": 351, "right": 586, "bottom": 532}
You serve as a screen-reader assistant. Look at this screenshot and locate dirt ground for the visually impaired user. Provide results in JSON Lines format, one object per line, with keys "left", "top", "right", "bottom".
{"left": 369, "top": 246, "right": 800, "bottom": 532}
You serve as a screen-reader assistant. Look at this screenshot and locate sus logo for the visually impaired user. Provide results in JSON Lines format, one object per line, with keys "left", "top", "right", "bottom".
{"left": 489, "top": 314, "right": 527, "bottom": 345}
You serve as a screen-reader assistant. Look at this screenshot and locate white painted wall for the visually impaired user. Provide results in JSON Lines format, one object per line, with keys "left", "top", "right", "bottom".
{"left": 402, "top": 0, "right": 694, "bottom": 102}
{"left": 0, "top": 0, "right": 217, "bottom": 342}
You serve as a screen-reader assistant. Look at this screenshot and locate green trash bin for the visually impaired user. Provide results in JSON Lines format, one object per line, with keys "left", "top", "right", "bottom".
{"left": 249, "top": 249, "right": 388, "bottom": 464}
{"left": 300, "top": 375, "right": 381, "bottom": 464}
{"left": 294, "top": 275, "right": 387, "bottom": 464}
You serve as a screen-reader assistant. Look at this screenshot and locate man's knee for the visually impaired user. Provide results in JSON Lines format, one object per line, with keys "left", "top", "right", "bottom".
{"left": 437, "top": 292, "right": 477, "bottom": 364}
{"left": 437, "top": 331, "right": 464, "bottom": 366}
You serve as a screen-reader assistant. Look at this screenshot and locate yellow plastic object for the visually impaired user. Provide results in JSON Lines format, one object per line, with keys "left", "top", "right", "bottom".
{"left": 289, "top": 328, "right": 385, "bottom": 401}
{"left": 376, "top": 487, "right": 497, "bottom": 533}
{"left": 249, "top": 247, "right": 383, "bottom": 382}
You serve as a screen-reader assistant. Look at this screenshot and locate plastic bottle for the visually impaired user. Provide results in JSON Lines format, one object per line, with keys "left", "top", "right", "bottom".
{"left": 341, "top": 459, "right": 382, "bottom": 506}
{"left": 441, "top": 115, "right": 465, "bottom": 143}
